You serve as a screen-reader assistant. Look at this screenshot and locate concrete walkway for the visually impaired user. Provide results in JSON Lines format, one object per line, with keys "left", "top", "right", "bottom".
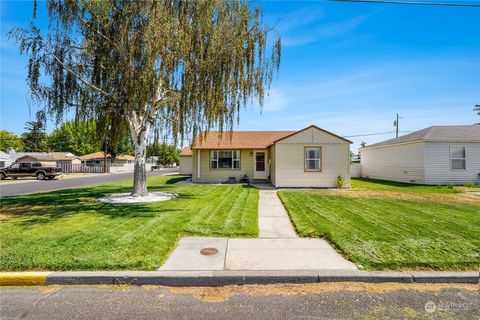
{"left": 160, "top": 185, "right": 357, "bottom": 271}
{"left": 258, "top": 190, "right": 297, "bottom": 238}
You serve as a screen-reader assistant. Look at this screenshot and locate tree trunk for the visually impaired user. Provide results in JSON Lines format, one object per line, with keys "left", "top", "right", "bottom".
{"left": 132, "top": 140, "right": 148, "bottom": 197}
{"left": 127, "top": 115, "right": 152, "bottom": 197}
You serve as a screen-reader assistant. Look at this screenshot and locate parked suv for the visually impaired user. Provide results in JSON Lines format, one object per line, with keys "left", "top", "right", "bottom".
{"left": 0, "top": 162, "right": 62, "bottom": 180}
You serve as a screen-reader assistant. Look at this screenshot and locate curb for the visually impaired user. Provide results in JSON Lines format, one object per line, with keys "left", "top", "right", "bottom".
{"left": 0, "top": 272, "right": 49, "bottom": 286}
{"left": 1, "top": 270, "right": 478, "bottom": 286}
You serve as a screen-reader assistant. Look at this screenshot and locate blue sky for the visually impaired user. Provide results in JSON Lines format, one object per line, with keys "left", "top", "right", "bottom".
{"left": 1, "top": 1, "right": 479, "bottom": 150}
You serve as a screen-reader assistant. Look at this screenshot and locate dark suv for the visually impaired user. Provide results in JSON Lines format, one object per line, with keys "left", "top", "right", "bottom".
{"left": 0, "top": 162, "right": 62, "bottom": 180}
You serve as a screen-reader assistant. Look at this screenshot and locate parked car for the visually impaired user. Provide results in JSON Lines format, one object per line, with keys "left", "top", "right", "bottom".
{"left": 0, "top": 162, "right": 63, "bottom": 180}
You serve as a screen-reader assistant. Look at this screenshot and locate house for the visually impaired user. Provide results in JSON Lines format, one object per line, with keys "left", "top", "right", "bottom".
{"left": 80, "top": 151, "right": 111, "bottom": 166}
{"left": 47, "top": 153, "right": 82, "bottom": 166}
{"left": 190, "top": 125, "right": 352, "bottom": 188}
{"left": 361, "top": 125, "right": 480, "bottom": 185}
{"left": 114, "top": 154, "right": 135, "bottom": 164}
{"left": 15, "top": 155, "right": 58, "bottom": 167}
{"left": 0, "top": 151, "right": 12, "bottom": 167}
{"left": 179, "top": 148, "right": 193, "bottom": 175}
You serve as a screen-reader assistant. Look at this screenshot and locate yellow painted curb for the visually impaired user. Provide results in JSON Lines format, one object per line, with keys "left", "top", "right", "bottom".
{"left": 0, "top": 272, "right": 50, "bottom": 286}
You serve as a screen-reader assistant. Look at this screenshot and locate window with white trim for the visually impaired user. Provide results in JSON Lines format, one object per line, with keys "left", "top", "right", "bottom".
{"left": 210, "top": 150, "right": 240, "bottom": 169}
{"left": 450, "top": 146, "right": 466, "bottom": 170}
{"left": 305, "top": 147, "right": 321, "bottom": 171}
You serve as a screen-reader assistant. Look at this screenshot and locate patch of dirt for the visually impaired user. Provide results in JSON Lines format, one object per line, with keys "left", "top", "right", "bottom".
{"left": 335, "top": 190, "right": 480, "bottom": 205}
{"left": 142, "top": 282, "right": 478, "bottom": 303}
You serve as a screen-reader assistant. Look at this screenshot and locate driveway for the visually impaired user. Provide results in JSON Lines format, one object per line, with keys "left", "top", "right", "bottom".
{"left": 0, "top": 168, "right": 179, "bottom": 198}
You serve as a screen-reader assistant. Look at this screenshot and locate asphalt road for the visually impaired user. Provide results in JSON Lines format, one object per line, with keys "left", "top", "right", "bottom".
{"left": 0, "top": 283, "right": 478, "bottom": 320}
{"left": 0, "top": 168, "right": 179, "bottom": 198}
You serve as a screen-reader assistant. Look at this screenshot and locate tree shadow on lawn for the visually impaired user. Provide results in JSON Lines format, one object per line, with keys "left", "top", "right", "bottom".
{"left": 1, "top": 185, "right": 194, "bottom": 226}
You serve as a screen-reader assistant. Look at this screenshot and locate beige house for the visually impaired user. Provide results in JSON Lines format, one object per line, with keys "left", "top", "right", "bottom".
{"left": 187, "top": 125, "right": 351, "bottom": 188}
{"left": 179, "top": 148, "right": 193, "bottom": 175}
{"left": 361, "top": 125, "right": 480, "bottom": 185}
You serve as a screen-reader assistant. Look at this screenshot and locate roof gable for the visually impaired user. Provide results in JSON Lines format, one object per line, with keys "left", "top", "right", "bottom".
{"left": 273, "top": 125, "right": 352, "bottom": 144}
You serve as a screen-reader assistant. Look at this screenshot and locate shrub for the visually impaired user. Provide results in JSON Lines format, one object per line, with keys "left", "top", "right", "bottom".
{"left": 336, "top": 175, "right": 345, "bottom": 189}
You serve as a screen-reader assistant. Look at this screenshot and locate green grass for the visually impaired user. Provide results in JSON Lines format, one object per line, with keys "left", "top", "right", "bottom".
{"left": 351, "top": 178, "right": 462, "bottom": 193}
{"left": 278, "top": 180, "right": 480, "bottom": 271}
{"left": 0, "top": 176, "right": 258, "bottom": 271}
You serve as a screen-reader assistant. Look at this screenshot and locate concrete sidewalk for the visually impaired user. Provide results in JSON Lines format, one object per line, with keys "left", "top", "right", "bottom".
{"left": 160, "top": 237, "right": 357, "bottom": 271}
{"left": 160, "top": 187, "right": 357, "bottom": 271}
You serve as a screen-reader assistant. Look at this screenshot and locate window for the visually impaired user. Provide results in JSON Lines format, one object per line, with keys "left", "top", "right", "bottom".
{"left": 305, "top": 147, "right": 321, "bottom": 171}
{"left": 450, "top": 146, "right": 466, "bottom": 170}
{"left": 210, "top": 150, "right": 240, "bottom": 169}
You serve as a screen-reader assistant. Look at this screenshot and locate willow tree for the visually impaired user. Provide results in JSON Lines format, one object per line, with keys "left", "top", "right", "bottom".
{"left": 11, "top": 0, "right": 281, "bottom": 196}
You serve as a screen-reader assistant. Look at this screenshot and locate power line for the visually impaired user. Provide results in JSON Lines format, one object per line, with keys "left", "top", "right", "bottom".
{"left": 344, "top": 130, "right": 412, "bottom": 138}
{"left": 327, "top": 0, "right": 480, "bottom": 7}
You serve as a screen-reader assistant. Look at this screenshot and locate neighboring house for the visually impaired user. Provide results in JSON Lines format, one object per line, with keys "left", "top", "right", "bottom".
{"left": 361, "top": 125, "right": 480, "bottom": 185}
{"left": 0, "top": 151, "right": 12, "bottom": 167}
{"left": 114, "top": 154, "right": 135, "bottom": 164}
{"left": 47, "top": 153, "right": 82, "bottom": 166}
{"left": 179, "top": 148, "right": 193, "bottom": 175}
{"left": 80, "top": 151, "right": 111, "bottom": 167}
{"left": 15, "top": 155, "right": 57, "bottom": 167}
{"left": 191, "top": 125, "right": 351, "bottom": 188}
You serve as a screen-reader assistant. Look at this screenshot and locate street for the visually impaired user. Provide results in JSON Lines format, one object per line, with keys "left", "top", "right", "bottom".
{"left": 1, "top": 283, "right": 478, "bottom": 320}
{"left": 0, "top": 168, "right": 179, "bottom": 198}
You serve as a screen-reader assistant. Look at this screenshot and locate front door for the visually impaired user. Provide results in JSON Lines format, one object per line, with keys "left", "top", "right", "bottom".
{"left": 254, "top": 151, "right": 266, "bottom": 179}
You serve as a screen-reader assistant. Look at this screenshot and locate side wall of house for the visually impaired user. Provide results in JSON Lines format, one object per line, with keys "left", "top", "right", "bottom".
{"left": 270, "top": 145, "right": 276, "bottom": 186}
{"left": 424, "top": 142, "right": 480, "bottom": 185}
{"left": 274, "top": 127, "right": 350, "bottom": 188}
{"left": 179, "top": 156, "right": 193, "bottom": 175}
{"left": 192, "top": 149, "right": 254, "bottom": 183}
{"left": 361, "top": 142, "right": 426, "bottom": 184}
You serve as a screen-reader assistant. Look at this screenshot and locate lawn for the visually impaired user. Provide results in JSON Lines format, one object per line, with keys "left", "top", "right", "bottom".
{"left": 278, "top": 178, "right": 480, "bottom": 271}
{"left": 0, "top": 176, "right": 258, "bottom": 271}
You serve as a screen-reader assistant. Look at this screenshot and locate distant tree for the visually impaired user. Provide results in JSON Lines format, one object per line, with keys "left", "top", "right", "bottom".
{"left": 21, "top": 111, "right": 48, "bottom": 152}
{"left": 147, "top": 143, "right": 179, "bottom": 166}
{"left": 0, "top": 131, "right": 25, "bottom": 152}
{"left": 11, "top": 1, "right": 280, "bottom": 197}
{"left": 360, "top": 141, "right": 367, "bottom": 148}
{"left": 475, "top": 104, "right": 480, "bottom": 117}
{"left": 110, "top": 133, "right": 133, "bottom": 157}
{"left": 48, "top": 120, "right": 100, "bottom": 155}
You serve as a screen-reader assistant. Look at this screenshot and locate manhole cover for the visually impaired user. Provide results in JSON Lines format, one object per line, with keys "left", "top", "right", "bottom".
{"left": 200, "top": 248, "right": 218, "bottom": 256}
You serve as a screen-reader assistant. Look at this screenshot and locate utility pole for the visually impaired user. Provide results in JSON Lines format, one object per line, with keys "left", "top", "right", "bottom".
{"left": 103, "top": 137, "right": 109, "bottom": 174}
{"left": 394, "top": 113, "right": 400, "bottom": 137}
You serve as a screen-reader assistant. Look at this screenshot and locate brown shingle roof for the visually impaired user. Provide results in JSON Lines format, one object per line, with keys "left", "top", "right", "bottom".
{"left": 192, "top": 131, "right": 296, "bottom": 149}
{"left": 80, "top": 151, "right": 111, "bottom": 160}
{"left": 364, "top": 125, "right": 480, "bottom": 149}
{"left": 47, "top": 153, "right": 81, "bottom": 160}
{"left": 115, "top": 154, "right": 135, "bottom": 161}
{"left": 180, "top": 148, "right": 192, "bottom": 156}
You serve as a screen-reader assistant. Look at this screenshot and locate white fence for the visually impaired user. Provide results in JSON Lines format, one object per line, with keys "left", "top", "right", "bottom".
{"left": 350, "top": 163, "right": 362, "bottom": 178}
{"left": 58, "top": 163, "right": 106, "bottom": 173}
{"left": 59, "top": 162, "right": 154, "bottom": 174}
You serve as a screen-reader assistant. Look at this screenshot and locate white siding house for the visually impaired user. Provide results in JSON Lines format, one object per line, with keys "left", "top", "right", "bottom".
{"left": 190, "top": 125, "right": 352, "bottom": 188}
{"left": 361, "top": 125, "right": 480, "bottom": 185}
